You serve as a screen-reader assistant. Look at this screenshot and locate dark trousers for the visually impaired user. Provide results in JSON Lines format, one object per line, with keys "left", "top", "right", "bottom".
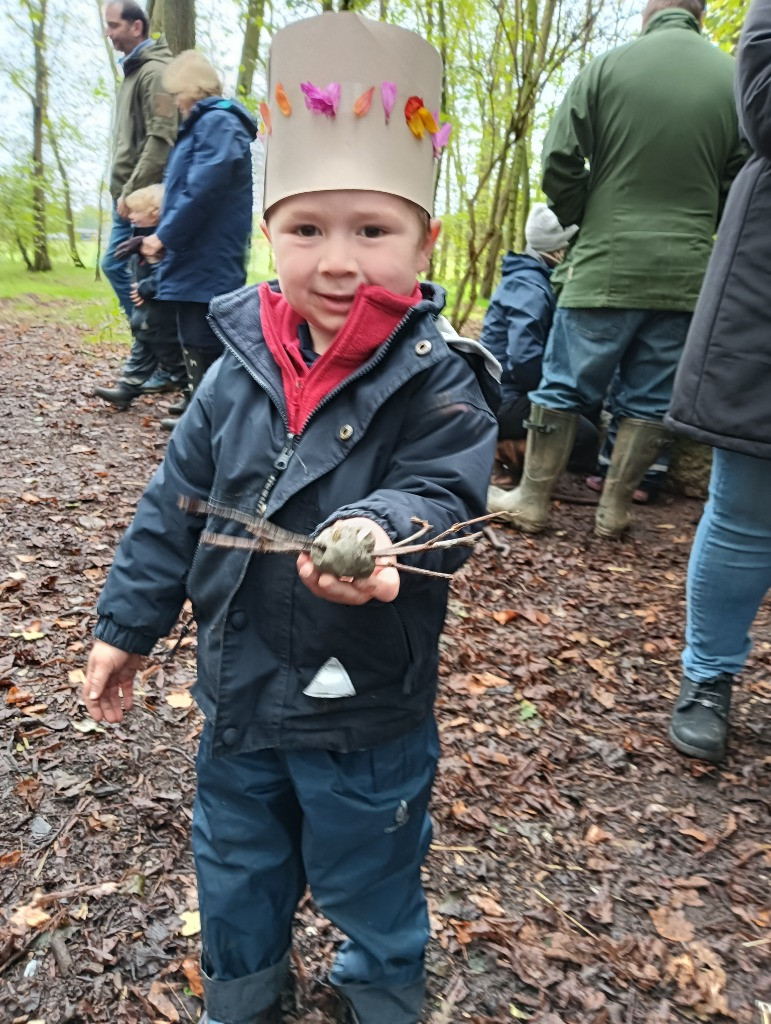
{"left": 193, "top": 717, "right": 439, "bottom": 1024}
{"left": 177, "top": 301, "right": 225, "bottom": 356}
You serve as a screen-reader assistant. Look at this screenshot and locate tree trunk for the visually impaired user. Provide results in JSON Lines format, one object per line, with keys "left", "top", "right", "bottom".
{"left": 29, "top": 0, "right": 52, "bottom": 272}
{"left": 148, "top": 0, "right": 164, "bottom": 39}
{"left": 16, "top": 233, "right": 33, "bottom": 270}
{"left": 47, "top": 123, "right": 85, "bottom": 268}
{"left": 163, "top": 0, "right": 195, "bottom": 54}
{"left": 236, "top": 0, "right": 266, "bottom": 100}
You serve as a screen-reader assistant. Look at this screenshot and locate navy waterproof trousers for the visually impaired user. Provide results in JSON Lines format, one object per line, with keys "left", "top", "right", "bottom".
{"left": 193, "top": 717, "right": 439, "bottom": 1024}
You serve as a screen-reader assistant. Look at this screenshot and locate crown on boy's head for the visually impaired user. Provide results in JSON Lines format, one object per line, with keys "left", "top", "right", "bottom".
{"left": 261, "top": 12, "right": 449, "bottom": 217}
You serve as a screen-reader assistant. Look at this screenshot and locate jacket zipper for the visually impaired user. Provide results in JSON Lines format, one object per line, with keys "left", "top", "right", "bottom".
{"left": 208, "top": 303, "right": 427, "bottom": 514}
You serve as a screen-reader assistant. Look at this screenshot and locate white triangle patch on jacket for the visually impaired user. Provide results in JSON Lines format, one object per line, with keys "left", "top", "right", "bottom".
{"left": 303, "top": 657, "right": 357, "bottom": 699}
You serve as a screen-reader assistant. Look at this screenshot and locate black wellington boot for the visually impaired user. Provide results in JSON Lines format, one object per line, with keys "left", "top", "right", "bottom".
{"left": 159, "top": 347, "right": 220, "bottom": 432}
{"left": 668, "top": 673, "right": 733, "bottom": 763}
{"left": 93, "top": 380, "right": 143, "bottom": 410}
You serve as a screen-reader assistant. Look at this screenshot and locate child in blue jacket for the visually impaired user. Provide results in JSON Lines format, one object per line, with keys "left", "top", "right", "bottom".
{"left": 480, "top": 204, "right": 599, "bottom": 485}
{"left": 82, "top": 13, "right": 498, "bottom": 1024}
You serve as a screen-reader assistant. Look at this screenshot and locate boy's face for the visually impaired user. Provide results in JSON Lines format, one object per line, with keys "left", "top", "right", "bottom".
{"left": 263, "top": 190, "right": 440, "bottom": 353}
{"left": 128, "top": 208, "right": 158, "bottom": 228}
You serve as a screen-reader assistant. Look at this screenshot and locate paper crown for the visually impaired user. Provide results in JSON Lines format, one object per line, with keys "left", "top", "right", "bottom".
{"left": 261, "top": 12, "right": 447, "bottom": 215}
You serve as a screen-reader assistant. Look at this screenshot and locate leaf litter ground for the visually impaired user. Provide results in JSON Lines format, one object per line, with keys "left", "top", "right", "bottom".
{"left": 0, "top": 304, "right": 769, "bottom": 1024}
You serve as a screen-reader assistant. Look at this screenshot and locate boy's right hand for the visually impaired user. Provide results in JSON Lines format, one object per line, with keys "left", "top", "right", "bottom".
{"left": 84, "top": 641, "right": 144, "bottom": 723}
{"left": 130, "top": 284, "right": 144, "bottom": 307}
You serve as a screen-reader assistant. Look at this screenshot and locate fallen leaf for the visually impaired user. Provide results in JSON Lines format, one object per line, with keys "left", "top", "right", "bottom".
{"left": 649, "top": 906, "right": 695, "bottom": 943}
{"left": 179, "top": 909, "right": 201, "bottom": 936}
{"left": 166, "top": 691, "right": 193, "bottom": 709}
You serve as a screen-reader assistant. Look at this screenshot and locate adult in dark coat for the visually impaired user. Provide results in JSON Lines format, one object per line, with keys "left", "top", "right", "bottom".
{"left": 664, "top": 0, "right": 771, "bottom": 763}
{"left": 141, "top": 50, "right": 258, "bottom": 427}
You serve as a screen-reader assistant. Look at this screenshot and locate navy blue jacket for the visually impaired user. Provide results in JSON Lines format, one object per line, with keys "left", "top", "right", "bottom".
{"left": 93, "top": 283, "right": 498, "bottom": 756}
{"left": 156, "top": 97, "right": 257, "bottom": 303}
{"left": 479, "top": 252, "right": 555, "bottom": 404}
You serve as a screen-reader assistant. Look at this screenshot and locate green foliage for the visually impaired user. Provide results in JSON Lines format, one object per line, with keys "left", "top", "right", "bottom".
{"left": 706, "top": 0, "right": 750, "bottom": 53}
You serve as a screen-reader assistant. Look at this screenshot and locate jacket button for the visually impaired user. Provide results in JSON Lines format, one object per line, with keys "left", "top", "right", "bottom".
{"left": 339, "top": 424, "right": 354, "bottom": 441}
{"left": 222, "top": 727, "right": 238, "bottom": 746}
{"left": 230, "top": 610, "right": 247, "bottom": 630}
{"left": 415, "top": 339, "right": 432, "bottom": 356}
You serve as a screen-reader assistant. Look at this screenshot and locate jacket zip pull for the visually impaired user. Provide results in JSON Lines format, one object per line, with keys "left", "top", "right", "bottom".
{"left": 257, "top": 433, "right": 298, "bottom": 515}
{"left": 273, "top": 433, "right": 297, "bottom": 471}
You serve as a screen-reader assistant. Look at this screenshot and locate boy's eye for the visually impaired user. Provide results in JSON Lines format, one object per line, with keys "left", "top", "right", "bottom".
{"left": 295, "top": 224, "right": 319, "bottom": 237}
{"left": 361, "top": 226, "right": 386, "bottom": 239}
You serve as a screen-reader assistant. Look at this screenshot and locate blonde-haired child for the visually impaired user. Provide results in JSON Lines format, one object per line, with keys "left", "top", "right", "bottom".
{"left": 94, "top": 183, "right": 186, "bottom": 409}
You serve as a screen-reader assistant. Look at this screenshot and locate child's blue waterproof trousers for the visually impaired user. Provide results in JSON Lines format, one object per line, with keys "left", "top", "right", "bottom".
{"left": 193, "top": 716, "right": 439, "bottom": 1024}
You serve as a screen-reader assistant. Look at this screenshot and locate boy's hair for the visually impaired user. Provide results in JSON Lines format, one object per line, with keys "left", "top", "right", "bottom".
{"left": 163, "top": 50, "right": 223, "bottom": 106}
{"left": 642, "top": 0, "right": 705, "bottom": 25}
{"left": 125, "top": 183, "right": 165, "bottom": 217}
{"left": 114, "top": 1, "right": 149, "bottom": 36}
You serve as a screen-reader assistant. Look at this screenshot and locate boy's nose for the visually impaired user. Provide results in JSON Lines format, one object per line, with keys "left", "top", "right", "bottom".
{"left": 318, "top": 239, "right": 357, "bottom": 276}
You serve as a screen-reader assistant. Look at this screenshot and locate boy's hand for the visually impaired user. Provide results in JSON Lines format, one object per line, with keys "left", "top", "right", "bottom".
{"left": 297, "top": 518, "right": 400, "bottom": 605}
{"left": 84, "top": 641, "right": 144, "bottom": 723}
{"left": 130, "top": 284, "right": 144, "bottom": 307}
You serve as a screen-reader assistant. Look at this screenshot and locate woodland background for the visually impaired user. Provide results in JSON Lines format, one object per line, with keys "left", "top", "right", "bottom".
{"left": 0, "top": 0, "right": 753, "bottom": 330}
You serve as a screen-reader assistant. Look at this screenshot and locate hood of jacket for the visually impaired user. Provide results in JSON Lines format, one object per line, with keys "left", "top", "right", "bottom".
{"left": 500, "top": 250, "right": 552, "bottom": 282}
{"left": 123, "top": 35, "right": 173, "bottom": 76}
{"left": 180, "top": 96, "right": 259, "bottom": 140}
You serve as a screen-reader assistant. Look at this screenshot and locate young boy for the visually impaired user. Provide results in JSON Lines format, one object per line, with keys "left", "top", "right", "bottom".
{"left": 83, "top": 13, "right": 498, "bottom": 1024}
{"left": 94, "top": 184, "right": 187, "bottom": 410}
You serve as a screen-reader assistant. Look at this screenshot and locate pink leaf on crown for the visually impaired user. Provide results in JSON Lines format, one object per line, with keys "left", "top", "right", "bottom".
{"left": 431, "top": 112, "right": 452, "bottom": 157}
{"left": 381, "top": 81, "right": 397, "bottom": 124}
{"left": 300, "top": 81, "right": 340, "bottom": 118}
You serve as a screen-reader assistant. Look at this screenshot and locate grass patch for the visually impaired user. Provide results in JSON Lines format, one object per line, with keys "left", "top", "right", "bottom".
{"left": 0, "top": 237, "right": 276, "bottom": 347}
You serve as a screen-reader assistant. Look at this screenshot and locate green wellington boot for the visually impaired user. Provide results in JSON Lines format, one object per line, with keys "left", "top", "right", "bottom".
{"left": 487, "top": 404, "right": 579, "bottom": 533}
{"left": 594, "top": 418, "right": 671, "bottom": 539}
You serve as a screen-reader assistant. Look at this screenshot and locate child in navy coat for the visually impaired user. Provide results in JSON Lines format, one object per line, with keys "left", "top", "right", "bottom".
{"left": 82, "top": 13, "right": 498, "bottom": 1024}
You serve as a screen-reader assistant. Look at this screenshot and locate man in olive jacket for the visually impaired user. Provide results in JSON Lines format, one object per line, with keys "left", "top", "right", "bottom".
{"left": 101, "top": 2, "right": 177, "bottom": 324}
{"left": 488, "top": 0, "right": 745, "bottom": 539}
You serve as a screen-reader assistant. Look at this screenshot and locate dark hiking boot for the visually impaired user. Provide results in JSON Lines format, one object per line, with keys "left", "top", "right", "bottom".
{"left": 93, "top": 381, "right": 142, "bottom": 409}
{"left": 140, "top": 368, "right": 183, "bottom": 394}
{"left": 166, "top": 392, "right": 191, "bottom": 417}
{"left": 668, "top": 673, "right": 733, "bottom": 763}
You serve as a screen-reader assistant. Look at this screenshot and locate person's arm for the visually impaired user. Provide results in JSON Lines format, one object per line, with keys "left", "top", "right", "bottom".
{"left": 121, "top": 65, "right": 178, "bottom": 200}
{"left": 736, "top": 0, "right": 771, "bottom": 160}
{"left": 157, "top": 114, "right": 247, "bottom": 252}
{"left": 317, "top": 350, "right": 498, "bottom": 581}
{"left": 541, "top": 66, "right": 596, "bottom": 228}
{"left": 91, "top": 374, "right": 217, "bottom": 656}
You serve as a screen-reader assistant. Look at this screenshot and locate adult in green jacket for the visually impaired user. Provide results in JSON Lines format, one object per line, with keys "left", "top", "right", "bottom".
{"left": 101, "top": 3, "right": 178, "bottom": 326}
{"left": 489, "top": 0, "right": 745, "bottom": 539}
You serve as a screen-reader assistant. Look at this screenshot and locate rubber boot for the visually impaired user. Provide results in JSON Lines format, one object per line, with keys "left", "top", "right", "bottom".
{"left": 93, "top": 379, "right": 143, "bottom": 410}
{"left": 160, "top": 347, "right": 220, "bottom": 431}
{"left": 487, "top": 404, "right": 579, "bottom": 533}
{"left": 668, "top": 674, "right": 732, "bottom": 763}
{"left": 594, "top": 418, "right": 670, "bottom": 539}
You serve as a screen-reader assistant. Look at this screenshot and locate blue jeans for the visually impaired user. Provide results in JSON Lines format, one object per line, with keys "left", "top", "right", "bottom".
{"left": 101, "top": 202, "right": 134, "bottom": 322}
{"left": 531, "top": 307, "right": 692, "bottom": 420}
{"left": 193, "top": 718, "right": 439, "bottom": 1024}
{"left": 683, "top": 448, "right": 771, "bottom": 681}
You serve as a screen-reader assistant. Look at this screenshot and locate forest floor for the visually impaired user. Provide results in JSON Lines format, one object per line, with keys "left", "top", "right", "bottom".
{"left": 0, "top": 299, "right": 769, "bottom": 1024}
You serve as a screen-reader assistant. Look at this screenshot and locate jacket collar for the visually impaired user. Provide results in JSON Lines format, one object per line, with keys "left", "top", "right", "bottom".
{"left": 642, "top": 8, "right": 702, "bottom": 36}
{"left": 179, "top": 96, "right": 259, "bottom": 138}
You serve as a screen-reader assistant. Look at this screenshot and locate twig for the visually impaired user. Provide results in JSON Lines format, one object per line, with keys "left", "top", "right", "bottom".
{"left": 49, "top": 932, "right": 73, "bottom": 977}
{"left": 167, "top": 983, "right": 195, "bottom": 1022}
{"left": 533, "top": 888, "right": 599, "bottom": 940}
